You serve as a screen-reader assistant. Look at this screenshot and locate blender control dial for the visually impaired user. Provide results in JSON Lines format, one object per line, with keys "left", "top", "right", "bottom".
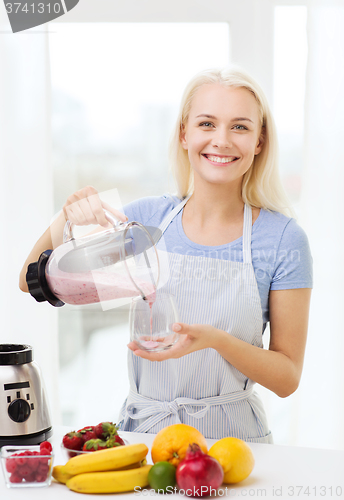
{"left": 8, "top": 399, "right": 31, "bottom": 423}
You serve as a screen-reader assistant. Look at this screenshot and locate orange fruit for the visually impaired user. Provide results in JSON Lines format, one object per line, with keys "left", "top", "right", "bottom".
{"left": 151, "top": 424, "right": 208, "bottom": 467}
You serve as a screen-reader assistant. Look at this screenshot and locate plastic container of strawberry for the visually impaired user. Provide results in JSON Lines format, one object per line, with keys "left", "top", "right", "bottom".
{"left": 61, "top": 444, "right": 91, "bottom": 459}
{"left": 61, "top": 435, "right": 128, "bottom": 459}
{"left": 1, "top": 442, "right": 54, "bottom": 488}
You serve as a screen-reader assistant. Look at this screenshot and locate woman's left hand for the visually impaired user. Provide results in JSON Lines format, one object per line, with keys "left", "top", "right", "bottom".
{"left": 127, "top": 323, "right": 223, "bottom": 361}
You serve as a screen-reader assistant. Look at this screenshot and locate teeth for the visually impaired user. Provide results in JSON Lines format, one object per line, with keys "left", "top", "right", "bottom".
{"left": 206, "top": 155, "right": 237, "bottom": 163}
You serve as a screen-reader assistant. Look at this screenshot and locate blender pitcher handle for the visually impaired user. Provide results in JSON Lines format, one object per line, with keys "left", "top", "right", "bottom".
{"left": 63, "top": 210, "right": 121, "bottom": 243}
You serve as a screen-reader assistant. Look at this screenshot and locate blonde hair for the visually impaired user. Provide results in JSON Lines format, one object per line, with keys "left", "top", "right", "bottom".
{"left": 169, "top": 67, "right": 294, "bottom": 218}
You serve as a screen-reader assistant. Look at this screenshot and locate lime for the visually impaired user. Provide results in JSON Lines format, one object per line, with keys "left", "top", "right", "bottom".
{"left": 148, "top": 461, "right": 176, "bottom": 493}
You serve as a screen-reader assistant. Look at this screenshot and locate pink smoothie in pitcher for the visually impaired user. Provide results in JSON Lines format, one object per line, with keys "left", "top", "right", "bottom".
{"left": 46, "top": 268, "right": 156, "bottom": 305}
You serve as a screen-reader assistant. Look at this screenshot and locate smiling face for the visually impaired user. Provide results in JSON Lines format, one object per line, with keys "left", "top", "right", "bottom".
{"left": 180, "top": 84, "right": 264, "bottom": 190}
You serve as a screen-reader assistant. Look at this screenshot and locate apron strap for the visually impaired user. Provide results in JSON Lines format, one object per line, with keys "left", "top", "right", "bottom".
{"left": 124, "top": 386, "right": 254, "bottom": 433}
{"left": 242, "top": 204, "right": 253, "bottom": 264}
{"left": 157, "top": 195, "right": 191, "bottom": 238}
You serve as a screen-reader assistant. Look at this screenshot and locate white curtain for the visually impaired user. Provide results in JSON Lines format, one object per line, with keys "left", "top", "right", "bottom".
{"left": 296, "top": 2, "right": 344, "bottom": 450}
{"left": 0, "top": 10, "right": 61, "bottom": 424}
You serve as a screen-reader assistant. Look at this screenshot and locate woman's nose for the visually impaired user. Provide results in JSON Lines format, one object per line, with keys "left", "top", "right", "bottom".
{"left": 212, "top": 129, "right": 232, "bottom": 148}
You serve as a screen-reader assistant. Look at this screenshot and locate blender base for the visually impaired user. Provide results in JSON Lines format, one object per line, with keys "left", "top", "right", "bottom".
{"left": 0, "top": 426, "right": 53, "bottom": 448}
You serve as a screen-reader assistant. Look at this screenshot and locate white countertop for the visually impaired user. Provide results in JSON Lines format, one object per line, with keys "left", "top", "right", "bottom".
{"left": 1, "top": 426, "right": 344, "bottom": 499}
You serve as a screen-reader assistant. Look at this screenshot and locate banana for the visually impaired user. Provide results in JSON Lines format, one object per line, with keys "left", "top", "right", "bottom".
{"left": 63, "top": 443, "right": 149, "bottom": 476}
{"left": 66, "top": 464, "right": 152, "bottom": 494}
{"left": 52, "top": 458, "right": 147, "bottom": 484}
{"left": 117, "top": 458, "right": 147, "bottom": 470}
{"left": 52, "top": 465, "right": 74, "bottom": 484}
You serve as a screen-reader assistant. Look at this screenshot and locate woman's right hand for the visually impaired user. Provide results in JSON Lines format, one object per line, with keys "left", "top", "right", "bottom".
{"left": 19, "top": 185, "right": 127, "bottom": 293}
{"left": 62, "top": 185, "right": 127, "bottom": 227}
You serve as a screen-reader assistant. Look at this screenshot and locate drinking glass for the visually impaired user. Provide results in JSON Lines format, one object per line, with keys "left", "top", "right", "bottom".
{"left": 129, "top": 293, "right": 179, "bottom": 352}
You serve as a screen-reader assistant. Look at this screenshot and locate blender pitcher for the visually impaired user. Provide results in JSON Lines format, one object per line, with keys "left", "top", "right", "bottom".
{"left": 26, "top": 211, "right": 160, "bottom": 308}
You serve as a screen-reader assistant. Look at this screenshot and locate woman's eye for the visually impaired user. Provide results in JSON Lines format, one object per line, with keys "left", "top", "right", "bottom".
{"left": 233, "top": 124, "right": 248, "bottom": 130}
{"left": 199, "top": 122, "right": 214, "bottom": 128}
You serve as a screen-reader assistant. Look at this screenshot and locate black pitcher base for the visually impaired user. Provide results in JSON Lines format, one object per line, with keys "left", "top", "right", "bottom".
{"left": 0, "top": 426, "right": 53, "bottom": 449}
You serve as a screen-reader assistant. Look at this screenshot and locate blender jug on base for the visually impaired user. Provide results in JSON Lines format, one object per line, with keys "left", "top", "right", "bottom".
{"left": 26, "top": 211, "right": 160, "bottom": 309}
{"left": 0, "top": 344, "right": 52, "bottom": 448}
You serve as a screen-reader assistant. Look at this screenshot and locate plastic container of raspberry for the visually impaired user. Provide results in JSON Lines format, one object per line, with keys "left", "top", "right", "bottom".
{"left": 1, "top": 444, "right": 54, "bottom": 488}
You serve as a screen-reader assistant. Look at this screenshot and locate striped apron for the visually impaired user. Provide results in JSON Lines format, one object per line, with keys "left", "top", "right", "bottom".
{"left": 119, "top": 197, "right": 273, "bottom": 443}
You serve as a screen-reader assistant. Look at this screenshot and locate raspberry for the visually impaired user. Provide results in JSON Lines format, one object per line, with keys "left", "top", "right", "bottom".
{"left": 24, "top": 472, "right": 37, "bottom": 482}
{"left": 29, "top": 454, "right": 41, "bottom": 471}
{"left": 35, "top": 473, "right": 47, "bottom": 482}
{"left": 9, "top": 473, "right": 23, "bottom": 483}
{"left": 40, "top": 441, "right": 52, "bottom": 454}
{"left": 39, "top": 456, "right": 49, "bottom": 466}
{"left": 5, "top": 458, "right": 17, "bottom": 474}
{"left": 19, "top": 465, "right": 32, "bottom": 479}
{"left": 26, "top": 459, "right": 37, "bottom": 472}
{"left": 6, "top": 447, "right": 52, "bottom": 483}
{"left": 16, "top": 453, "right": 27, "bottom": 466}
{"left": 38, "top": 463, "right": 49, "bottom": 476}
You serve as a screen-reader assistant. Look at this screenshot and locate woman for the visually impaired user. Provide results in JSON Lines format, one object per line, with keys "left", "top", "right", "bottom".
{"left": 20, "top": 67, "right": 312, "bottom": 443}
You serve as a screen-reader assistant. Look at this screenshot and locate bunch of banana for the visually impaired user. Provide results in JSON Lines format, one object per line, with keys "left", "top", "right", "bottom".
{"left": 53, "top": 443, "right": 151, "bottom": 494}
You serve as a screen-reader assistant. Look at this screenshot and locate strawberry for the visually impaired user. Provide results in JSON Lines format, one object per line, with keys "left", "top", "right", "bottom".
{"left": 78, "top": 426, "right": 97, "bottom": 443}
{"left": 113, "top": 434, "right": 125, "bottom": 446}
{"left": 106, "top": 434, "right": 125, "bottom": 448}
{"left": 94, "top": 421, "right": 119, "bottom": 440}
{"left": 62, "top": 431, "right": 83, "bottom": 451}
{"left": 82, "top": 439, "right": 108, "bottom": 452}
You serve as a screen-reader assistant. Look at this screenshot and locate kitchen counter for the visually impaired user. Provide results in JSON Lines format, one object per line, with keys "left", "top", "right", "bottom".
{"left": 1, "top": 426, "right": 344, "bottom": 499}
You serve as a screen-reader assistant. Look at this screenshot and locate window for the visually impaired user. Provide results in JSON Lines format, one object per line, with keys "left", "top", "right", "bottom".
{"left": 50, "top": 10, "right": 309, "bottom": 444}
{"left": 273, "top": 6, "right": 308, "bottom": 209}
{"left": 50, "top": 22, "right": 230, "bottom": 426}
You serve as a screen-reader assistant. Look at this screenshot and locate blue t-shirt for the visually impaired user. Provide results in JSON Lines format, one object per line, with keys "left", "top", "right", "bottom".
{"left": 123, "top": 194, "right": 313, "bottom": 328}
